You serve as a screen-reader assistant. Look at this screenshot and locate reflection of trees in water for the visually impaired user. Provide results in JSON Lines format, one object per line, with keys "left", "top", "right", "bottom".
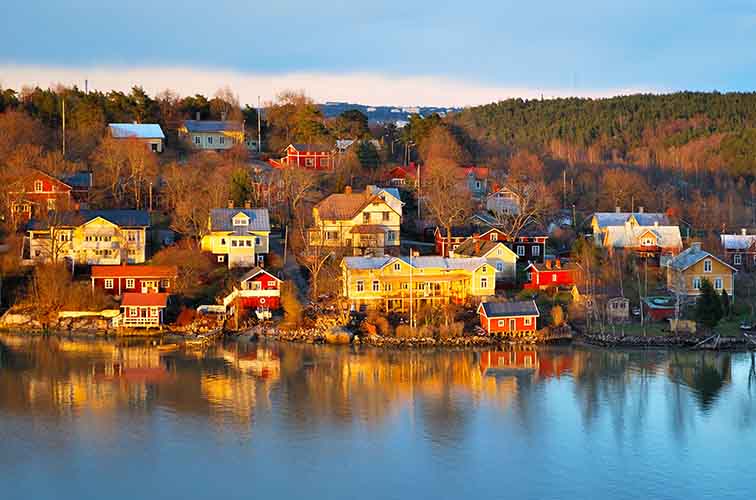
{"left": 667, "top": 352, "right": 731, "bottom": 412}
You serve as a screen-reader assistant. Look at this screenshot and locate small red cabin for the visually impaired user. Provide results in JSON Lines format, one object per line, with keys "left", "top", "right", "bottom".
{"left": 524, "top": 260, "right": 576, "bottom": 289}
{"left": 91, "top": 264, "right": 178, "bottom": 296}
{"left": 235, "top": 267, "right": 282, "bottom": 310}
{"left": 118, "top": 292, "right": 169, "bottom": 328}
{"left": 281, "top": 143, "right": 334, "bottom": 170}
{"left": 477, "top": 300, "right": 540, "bottom": 335}
{"left": 11, "top": 170, "right": 74, "bottom": 222}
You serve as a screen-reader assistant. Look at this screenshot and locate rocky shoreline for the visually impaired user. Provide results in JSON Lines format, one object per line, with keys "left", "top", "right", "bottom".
{"left": 576, "top": 332, "right": 755, "bottom": 350}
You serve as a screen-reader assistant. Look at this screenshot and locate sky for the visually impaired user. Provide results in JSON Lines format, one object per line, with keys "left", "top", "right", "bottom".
{"left": 1, "top": 0, "right": 756, "bottom": 106}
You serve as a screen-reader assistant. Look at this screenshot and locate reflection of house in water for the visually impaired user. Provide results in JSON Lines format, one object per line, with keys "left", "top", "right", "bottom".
{"left": 667, "top": 352, "right": 732, "bottom": 410}
{"left": 479, "top": 349, "right": 574, "bottom": 380}
{"left": 222, "top": 345, "right": 281, "bottom": 380}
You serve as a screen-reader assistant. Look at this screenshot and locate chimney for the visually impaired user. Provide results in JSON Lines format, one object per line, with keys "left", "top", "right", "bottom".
{"left": 615, "top": 206, "right": 621, "bottom": 213}
{"left": 344, "top": 186, "right": 352, "bottom": 194}
{"left": 195, "top": 111, "right": 201, "bottom": 121}
{"left": 742, "top": 228, "right": 747, "bottom": 236}
{"left": 545, "top": 259, "right": 552, "bottom": 270}
{"left": 691, "top": 242, "right": 702, "bottom": 252}
{"left": 638, "top": 206, "right": 644, "bottom": 213}
{"left": 654, "top": 221, "right": 659, "bottom": 227}
{"left": 244, "top": 200, "right": 251, "bottom": 209}
{"left": 227, "top": 200, "right": 234, "bottom": 209}
{"left": 555, "top": 258, "right": 561, "bottom": 269}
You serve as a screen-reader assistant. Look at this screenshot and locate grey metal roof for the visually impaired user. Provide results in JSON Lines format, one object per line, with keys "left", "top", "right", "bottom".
{"left": 290, "top": 143, "right": 332, "bottom": 153}
{"left": 342, "top": 256, "right": 393, "bottom": 270}
{"left": 453, "top": 239, "right": 508, "bottom": 257}
{"left": 343, "top": 255, "right": 488, "bottom": 271}
{"left": 479, "top": 300, "right": 540, "bottom": 318}
{"left": 593, "top": 212, "right": 670, "bottom": 228}
{"left": 721, "top": 233, "right": 756, "bottom": 250}
{"left": 369, "top": 186, "right": 401, "bottom": 203}
{"left": 62, "top": 172, "right": 92, "bottom": 188}
{"left": 182, "top": 120, "right": 243, "bottom": 133}
{"left": 209, "top": 209, "right": 270, "bottom": 232}
{"left": 667, "top": 245, "right": 734, "bottom": 271}
{"left": 109, "top": 123, "right": 165, "bottom": 139}
{"left": 29, "top": 209, "right": 149, "bottom": 230}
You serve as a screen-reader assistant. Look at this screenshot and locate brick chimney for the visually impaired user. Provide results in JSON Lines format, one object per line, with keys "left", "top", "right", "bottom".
{"left": 227, "top": 200, "right": 234, "bottom": 209}
{"left": 345, "top": 186, "right": 352, "bottom": 194}
{"left": 244, "top": 200, "right": 251, "bottom": 209}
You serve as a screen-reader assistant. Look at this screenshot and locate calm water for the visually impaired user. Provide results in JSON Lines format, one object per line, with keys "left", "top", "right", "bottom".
{"left": 1, "top": 334, "right": 755, "bottom": 500}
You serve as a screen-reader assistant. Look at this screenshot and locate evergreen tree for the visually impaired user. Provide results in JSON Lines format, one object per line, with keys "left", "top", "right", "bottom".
{"left": 695, "top": 280, "right": 723, "bottom": 328}
{"left": 229, "top": 168, "right": 253, "bottom": 207}
{"left": 720, "top": 289, "right": 731, "bottom": 319}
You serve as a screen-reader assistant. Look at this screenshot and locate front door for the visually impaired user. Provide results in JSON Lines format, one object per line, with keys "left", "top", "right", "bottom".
{"left": 509, "top": 319, "right": 516, "bottom": 332}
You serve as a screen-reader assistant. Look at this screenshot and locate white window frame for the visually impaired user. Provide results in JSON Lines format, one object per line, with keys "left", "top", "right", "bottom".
{"left": 497, "top": 319, "right": 505, "bottom": 327}
{"left": 207, "top": 136, "right": 213, "bottom": 145}
{"left": 194, "top": 135, "right": 201, "bottom": 145}
{"left": 219, "top": 136, "right": 225, "bottom": 145}
{"left": 552, "top": 274, "right": 557, "bottom": 282}
{"left": 524, "top": 317, "right": 532, "bottom": 326}
{"left": 126, "top": 278, "right": 135, "bottom": 289}
{"left": 532, "top": 245, "right": 540, "bottom": 256}
{"left": 319, "top": 158, "right": 328, "bottom": 167}
{"left": 693, "top": 277, "right": 701, "bottom": 290}
{"left": 305, "top": 157, "right": 315, "bottom": 167}
{"left": 34, "top": 180, "right": 43, "bottom": 192}
{"left": 218, "top": 255, "right": 225, "bottom": 263}
{"left": 372, "top": 280, "right": 380, "bottom": 292}
{"left": 480, "top": 277, "right": 488, "bottom": 288}
{"left": 356, "top": 280, "right": 364, "bottom": 292}
{"left": 516, "top": 245, "right": 525, "bottom": 256}
{"left": 734, "top": 253, "right": 742, "bottom": 265}
{"left": 714, "top": 278, "right": 723, "bottom": 290}
{"left": 232, "top": 217, "right": 248, "bottom": 226}
{"left": 104, "top": 279, "right": 114, "bottom": 289}
{"left": 394, "top": 262, "right": 401, "bottom": 271}
{"left": 496, "top": 262, "right": 503, "bottom": 272}
{"left": 161, "top": 279, "right": 170, "bottom": 288}
{"left": 704, "top": 259, "right": 712, "bottom": 273}
{"left": 490, "top": 233, "right": 498, "bottom": 241}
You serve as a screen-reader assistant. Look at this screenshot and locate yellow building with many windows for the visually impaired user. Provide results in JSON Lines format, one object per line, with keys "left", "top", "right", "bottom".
{"left": 666, "top": 243, "right": 736, "bottom": 299}
{"left": 341, "top": 255, "right": 496, "bottom": 312}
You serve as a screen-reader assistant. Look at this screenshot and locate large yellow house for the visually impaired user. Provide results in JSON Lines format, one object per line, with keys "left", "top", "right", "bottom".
{"left": 27, "top": 210, "right": 149, "bottom": 265}
{"left": 341, "top": 255, "right": 496, "bottom": 312}
{"left": 178, "top": 120, "right": 247, "bottom": 151}
{"left": 200, "top": 207, "right": 270, "bottom": 268}
{"left": 666, "top": 243, "right": 736, "bottom": 299}
{"left": 309, "top": 186, "right": 402, "bottom": 256}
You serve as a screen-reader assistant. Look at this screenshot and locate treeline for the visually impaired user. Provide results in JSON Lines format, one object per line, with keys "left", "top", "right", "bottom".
{"left": 447, "top": 92, "right": 756, "bottom": 177}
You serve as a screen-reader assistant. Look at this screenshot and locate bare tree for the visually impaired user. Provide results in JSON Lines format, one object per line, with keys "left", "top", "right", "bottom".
{"left": 423, "top": 158, "right": 473, "bottom": 255}
{"left": 490, "top": 180, "right": 556, "bottom": 238}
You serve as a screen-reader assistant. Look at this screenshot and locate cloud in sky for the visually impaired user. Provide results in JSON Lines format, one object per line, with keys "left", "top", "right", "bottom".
{"left": 0, "top": 64, "right": 657, "bottom": 107}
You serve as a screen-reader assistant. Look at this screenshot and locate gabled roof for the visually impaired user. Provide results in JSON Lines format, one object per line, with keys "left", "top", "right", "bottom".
{"left": 602, "top": 224, "right": 682, "bottom": 249}
{"left": 721, "top": 233, "right": 756, "bottom": 250}
{"left": 478, "top": 300, "right": 540, "bottom": 318}
{"left": 240, "top": 267, "right": 280, "bottom": 283}
{"left": 182, "top": 120, "right": 243, "bottom": 133}
{"left": 121, "top": 292, "right": 169, "bottom": 307}
{"left": 209, "top": 208, "right": 270, "bottom": 233}
{"left": 315, "top": 188, "right": 398, "bottom": 221}
{"left": 91, "top": 265, "right": 177, "bottom": 279}
{"left": 29, "top": 209, "right": 149, "bottom": 230}
{"left": 486, "top": 186, "right": 520, "bottom": 200}
{"left": 453, "top": 239, "right": 515, "bottom": 258}
{"left": 288, "top": 143, "right": 333, "bottom": 153}
{"left": 342, "top": 255, "right": 489, "bottom": 272}
{"left": 592, "top": 212, "right": 670, "bottom": 228}
{"left": 109, "top": 123, "right": 165, "bottom": 139}
{"left": 455, "top": 165, "right": 489, "bottom": 180}
{"left": 526, "top": 261, "right": 578, "bottom": 272}
{"left": 368, "top": 186, "right": 402, "bottom": 205}
{"left": 667, "top": 245, "right": 736, "bottom": 272}
{"left": 62, "top": 172, "right": 92, "bottom": 189}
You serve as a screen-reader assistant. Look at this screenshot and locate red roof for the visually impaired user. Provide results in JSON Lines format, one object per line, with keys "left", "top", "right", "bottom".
{"left": 91, "top": 265, "right": 178, "bottom": 279}
{"left": 121, "top": 293, "right": 169, "bottom": 307}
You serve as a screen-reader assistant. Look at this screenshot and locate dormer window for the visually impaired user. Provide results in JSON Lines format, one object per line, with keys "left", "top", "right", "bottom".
{"left": 704, "top": 259, "right": 712, "bottom": 273}
{"left": 232, "top": 214, "right": 249, "bottom": 227}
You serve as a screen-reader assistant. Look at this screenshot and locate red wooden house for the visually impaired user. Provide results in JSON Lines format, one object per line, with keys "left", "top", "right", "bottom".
{"left": 10, "top": 170, "right": 75, "bottom": 223}
{"left": 279, "top": 143, "right": 335, "bottom": 170}
{"left": 523, "top": 259, "right": 577, "bottom": 289}
{"left": 479, "top": 350, "right": 539, "bottom": 374}
{"left": 384, "top": 164, "right": 418, "bottom": 187}
{"left": 225, "top": 267, "right": 282, "bottom": 311}
{"left": 117, "top": 293, "right": 169, "bottom": 328}
{"left": 477, "top": 300, "right": 540, "bottom": 336}
{"left": 434, "top": 226, "right": 547, "bottom": 262}
{"left": 91, "top": 264, "right": 178, "bottom": 296}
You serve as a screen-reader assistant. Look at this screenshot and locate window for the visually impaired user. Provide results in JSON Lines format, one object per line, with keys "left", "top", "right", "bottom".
{"left": 516, "top": 245, "right": 525, "bottom": 256}
{"left": 129, "top": 307, "right": 138, "bottom": 317}
{"left": 207, "top": 136, "right": 213, "bottom": 145}
{"left": 704, "top": 259, "right": 712, "bottom": 273}
{"left": 490, "top": 233, "right": 498, "bottom": 241}
{"left": 475, "top": 181, "right": 481, "bottom": 190}
{"left": 319, "top": 158, "right": 328, "bottom": 167}
{"left": 221, "top": 238, "right": 226, "bottom": 245}
{"left": 715, "top": 278, "right": 723, "bottom": 290}
{"left": 305, "top": 158, "right": 315, "bottom": 167}
{"left": 126, "top": 279, "right": 135, "bottom": 289}
{"left": 231, "top": 240, "right": 237, "bottom": 247}
{"left": 363, "top": 213, "right": 370, "bottom": 223}
{"left": 161, "top": 280, "right": 170, "bottom": 288}
{"left": 372, "top": 280, "right": 380, "bottom": 292}
{"left": 219, "top": 136, "right": 225, "bottom": 145}
{"left": 642, "top": 237, "right": 655, "bottom": 246}
{"left": 496, "top": 262, "right": 503, "bottom": 272}
{"left": 233, "top": 217, "right": 248, "bottom": 226}
{"left": 394, "top": 262, "right": 401, "bottom": 271}
{"left": 356, "top": 280, "right": 364, "bottom": 292}
{"left": 245, "top": 240, "right": 252, "bottom": 247}
{"left": 498, "top": 319, "right": 505, "bottom": 327}
{"left": 532, "top": 245, "right": 540, "bottom": 256}
{"left": 382, "top": 212, "right": 390, "bottom": 221}
{"left": 217, "top": 255, "right": 225, "bottom": 263}
{"left": 151, "top": 143, "right": 158, "bottom": 152}
{"left": 326, "top": 231, "right": 338, "bottom": 241}
{"left": 255, "top": 237, "right": 261, "bottom": 245}
{"left": 401, "top": 282, "right": 409, "bottom": 290}
{"left": 34, "top": 180, "right": 43, "bottom": 192}
{"left": 387, "top": 231, "right": 395, "bottom": 242}
{"left": 693, "top": 277, "right": 701, "bottom": 289}
{"left": 481, "top": 277, "right": 488, "bottom": 288}
{"left": 194, "top": 135, "right": 201, "bottom": 145}
{"left": 524, "top": 317, "right": 532, "bottom": 326}
{"left": 47, "top": 199, "right": 56, "bottom": 211}
{"left": 734, "top": 253, "right": 742, "bottom": 265}
{"left": 104, "top": 279, "right": 114, "bottom": 289}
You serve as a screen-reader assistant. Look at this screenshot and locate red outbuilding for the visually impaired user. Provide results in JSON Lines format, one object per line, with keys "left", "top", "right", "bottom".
{"left": 118, "top": 292, "right": 169, "bottom": 328}
{"left": 10, "top": 170, "right": 75, "bottom": 223}
{"left": 91, "top": 264, "right": 178, "bottom": 296}
{"left": 523, "top": 260, "right": 577, "bottom": 289}
{"left": 279, "top": 143, "right": 335, "bottom": 170}
{"left": 477, "top": 300, "right": 540, "bottom": 336}
{"left": 231, "top": 267, "right": 282, "bottom": 310}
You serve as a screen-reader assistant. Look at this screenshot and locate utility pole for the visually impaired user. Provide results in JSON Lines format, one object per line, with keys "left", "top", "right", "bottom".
{"left": 61, "top": 98, "right": 66, "bottom": 157}
{"left": 417, "top": 162, "right": 421, "bottom": 220}
{"left": 562, "top": 169, "right": 566, "bottom": 209}
{"left": 257, "top": 96, "right": 262, "bottom": 153}
{"left": 148, "top": 182, "right": 153, "bottom": 212}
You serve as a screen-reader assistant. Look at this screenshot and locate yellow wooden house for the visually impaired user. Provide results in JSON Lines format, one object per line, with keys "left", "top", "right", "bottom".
{"left": 341, "top": 255, "right": 496, "bottom": 312}
{"left": 666, "top": 243, "right": 736, "bottom": 299}
{"left": 200, "top": 207, "right": 270, "bottom": 268}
